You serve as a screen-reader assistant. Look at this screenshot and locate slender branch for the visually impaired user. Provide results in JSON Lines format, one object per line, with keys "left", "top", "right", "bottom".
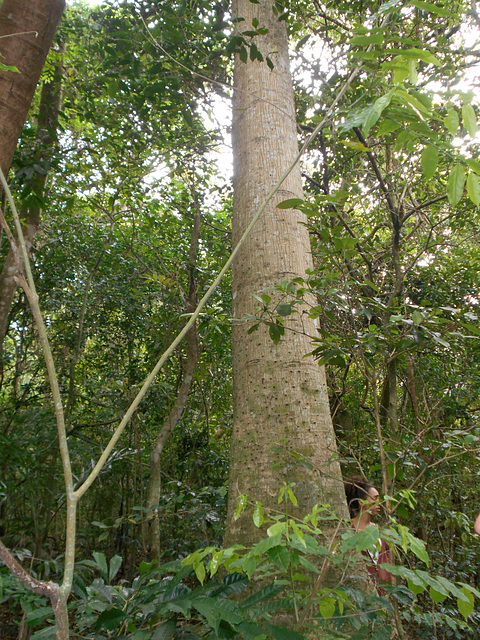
{"left": 75, "top": 60, "right": 364, "bottom": 500}
{"left": 0, "top": 539, "right": 58, "bottom": 598}
{"left": 352, "top": 127, "right": 397, "bottom": 219}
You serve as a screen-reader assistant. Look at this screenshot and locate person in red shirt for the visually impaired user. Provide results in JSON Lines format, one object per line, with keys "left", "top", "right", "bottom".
{"left": 344, "top": 475, "right": 393, "bottom": 594}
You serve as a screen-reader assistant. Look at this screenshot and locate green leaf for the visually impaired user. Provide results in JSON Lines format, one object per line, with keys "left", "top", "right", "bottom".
{"left": 267, "top": 521, "right": 286, "bottom": 537}
{"left": 95, "top": 608, "right": 127, "bottom": 630}
{"left": 409, "top": 0, "right": 453, "bottom": 16}
{"left": 377, "top": 119, "right": 401, "bottom": 135}
{"left": 269, "top": 323, "right": 284, "bottom": 345}
{"left": 394, "top": 129, "right": 415, "bottom": 151}
{"left": 24, "top": 607, "right": 54, "bottom": 626}
{"left": 462, "top": 103, "right": 478, "bottom": 137}
{"left": 340, "top": 526, "right": 380, "bottom": 552}
{"left": 0, "top": 62, "right": 19, "bottom": 73}
{"left": 459, "top": 321, "right": 480, "bottom": 336}
{"left": 287, "top": 487, "right": 298, "bottom": 506}
{"left": 467, "top": 172, "right": 480, "bottom": 208}
{"left": 152, "top": 620, "right": 177, "bottom": 640}
{"left": 234, "top": 494, "right": 248, "bottom": 521}
{"left": 363, "top": 90, "right": 395, "bottom": 135}
{"left": 444, "top": 108, "right": 459, "bottom": 134}
{"left": 447, "top": 164, "right": 466, "bottom": 206}
{"left": 351, "top": 33, "right": 384, "bottom": 46}
{"left": 264, "top": 623, "right": 306, "bottom": 640}
{"left": 267, "top": 545, "right": 291, "bottom": 571}
{"left": 92, "top": 551, "right": 108, "bottom": 579}
{"left": 408, "top": 535, "right": 429, "bottom": 565}
{"left": 430, "top": 586, "right": 448, "bottom": 603}
{"left": 421, "top": 145, "right": 438, "bottom": 179}
{"left": 467, "top": 158, "right": 480, "bottom": 174}
{"left": 457, "top": 587, "right": 475, "bottom": 619}
{"left": 253, "top": 533, "right": 282, "bottom": 554}
{"left": 253, "top": 501, "right": 264, "bottom": 527}
{"left": 391, "top": 47, "right": 440, "bottom": 66}
{"left": 109, "top": 554, "right": 122, "bottom": 582}
{"left": 319, "top": 596, "right": 336, "bottom": 619}
{"left": 276, "top": 303, "right": 292, "bottom": 316}
{"left": 194, "top": 560, "right": 206, "bottom": 584}
{"left": 276, "top": 198, "right": 304, "bottom": 209}
{"left": 395, "top": 88, "right": 431, "bottom": 115}
{"left": 412, "top": 309, "right": 424, "bottom": 325}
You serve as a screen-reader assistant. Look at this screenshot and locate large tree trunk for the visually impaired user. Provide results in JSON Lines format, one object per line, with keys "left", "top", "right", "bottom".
{"left": 0, "top": 48, "right": 64, "bottom": 353}
{"left": 0, "top": 0, "right": 65, "bottom": 177}
{"left": 225, "top": 0, "right": 348, "bottom": 547}
{"left": 0, "top": 0, "right": 65, "bottom": 351}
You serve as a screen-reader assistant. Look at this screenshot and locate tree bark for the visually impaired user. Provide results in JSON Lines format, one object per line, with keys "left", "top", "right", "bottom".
{"left": 225, "top": 0, "right": 348, "bottom": 547}
{"left": 0, "top": 0, "right": 65, "bottom": 351}
{"left": 0, "top": 0, "right": 65, "bottom": 176}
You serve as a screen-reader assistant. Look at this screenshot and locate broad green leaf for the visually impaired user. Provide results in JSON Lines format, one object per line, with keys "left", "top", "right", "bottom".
{"left": 467, "top": 158, "right": 480, "bottom": 174}
{"left": 95, "top": 608, "right": 127, "bottom": 630}
{"left": 253, "top": 501, "right": 264, "bottom": 527}
{"left": 194, "top": 560, "right": 206, "bottom": 584}
{"left": 467, "top": 172, "right": 480, "bottom": 207}
{"left": 209, "top": 550, "right": 223, "bottom": 577}
{"left": 421, "top": 145, "right": 438, "bottom": 179}
{"left": 444, "top": 108, "right": 459, "bottom": 134}
{"left": 394, "top": 129, "right": 415, "bottom": 151}
{"left": 430, "top": 586, "right": 447, "bottom": 603}
{"left": 253, "top": 533, "right": 282, "bottom": 554}
{"left": 92, "top": 551, "right": 108, "bottom": 578}
{"left": 340, "top": 526, "right": 380, "bottom": 552}
{"left": 267, "top": 545, "right": 291, "bottom": 571}
{"left": 264, "top": 623, "right": 306, "bottom": 640}
{"left": 319, "top": 596, "right": 336, "bottom": 619}
{"left": 459, "top": 321, "right": 480, "bottom": 336}
{"left": 351, "top": 33, "right": 384, "bottom": 46}
{"left": 363, "top": 90, "right": 395, "bottom": 135}
{"left": 152, "top": 620, "right": 177, "bottom": 640}
{"left": 234, "top": 494, "right": 248, "bottom": 521}
{"left": 267, "top": 521, "right": 286, "bottom": 537}
{"left": 409, "top": 0, "right": 453, "bottom": 17}
{"left": 408, "top": 577, "right": 426, "bottom": 595}
{"left": 377, "top": 119, "right": 401, "bottom": 135}
{"left": 389, "top": 47, "right": 440, "bottom": 66}
{"left": 407, "top": 534, "right": 429, "bottom": 565}
{"left": 0, "top": 62, "right": 19, "bottom": 73}
{"left": 395, "top": 88, "right": 431, "bottom": 115}
{"left": 109, "top": 554, "right": 122, "bottom": 582}
{"left": 462, "top": 103, "right": 478, "bottom": 137}
{"left": 276, "top": 198, "right": 304, "bottom": 209}
{"left": 447, "top": 164, "right": 466, "bottom": 206}
{"left": 412, "top": 309, "right": 424, "bottom": 325}
{"left": 24, "top": 607, "right": 54, "bottom": 625}
{"left": 287, "top": 487, "right": 298, "bottom": 506}
{"left": 269, "top": 322, "right": 284, "bottom": 344}
{"left": 457, "top": 587, "right": 475, "bottom": 619}
{"left": 276, "top": 303, "right": 292, "bottom": 316}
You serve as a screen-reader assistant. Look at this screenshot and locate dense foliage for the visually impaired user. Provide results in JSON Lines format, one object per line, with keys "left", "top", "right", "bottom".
{"left": 1, "top": 0, "right": 480, "bottom": 638}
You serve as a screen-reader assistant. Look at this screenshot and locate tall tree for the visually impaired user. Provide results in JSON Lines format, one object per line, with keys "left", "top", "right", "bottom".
{"left": 0, "top": 0, "right": 65, "bottom": 177}
{"left": 0, "top": 0, "right": 65, "bottom": 351}
{"left": 225, "top": 0, "right": 348, "bottom": 546}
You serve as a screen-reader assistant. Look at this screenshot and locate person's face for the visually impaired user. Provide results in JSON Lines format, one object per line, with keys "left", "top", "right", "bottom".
{"left": 364, "top": 486, "right": 381, "bottom": 516}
